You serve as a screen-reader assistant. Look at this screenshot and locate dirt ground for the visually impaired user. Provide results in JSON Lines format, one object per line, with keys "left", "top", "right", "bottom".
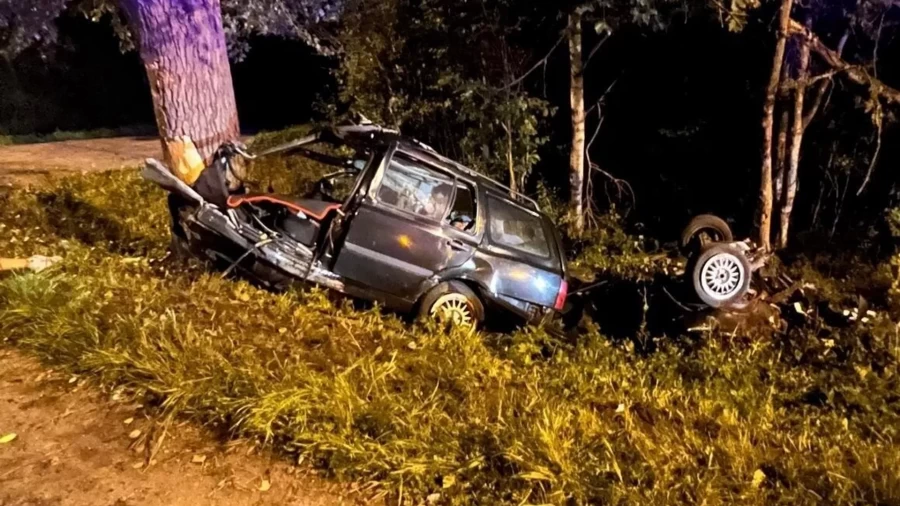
{"left": 0, "top": 137, "right": 165, "bottom": 187}
{"left": 0, "top": 137, "right": 360, "bottom": 505}
{"left": 0, "top": 348, "right": 362, "bottom": 506}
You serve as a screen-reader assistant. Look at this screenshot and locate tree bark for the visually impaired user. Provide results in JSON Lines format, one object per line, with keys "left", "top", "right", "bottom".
{"left": 502, "top": 120, "right": 518, "bottom": 196}
{"left": 568, "top": 10, "right": 586, "bottom": 235}
{"left": 774, "top": 107, "right": 789, "bottom": 208}
{"left": 119, "top": 0, "right": 240, "bottom": 184}
{"left": 757, "top": 0, "right": 794, "bottom": 251}
{"left": 778, "top": 32, "right": 810, "bottom": 249}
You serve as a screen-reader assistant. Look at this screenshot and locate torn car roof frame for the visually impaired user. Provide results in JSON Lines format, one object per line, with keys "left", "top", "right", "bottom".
{"left": 256, "top": 124, "right": 541, "bottom": 212}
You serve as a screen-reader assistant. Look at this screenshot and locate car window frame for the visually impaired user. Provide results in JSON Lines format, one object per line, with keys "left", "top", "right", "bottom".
{"left": 443, "top": 179, "right": 480, "bottom": 236}
{"left": 371, "top": 151, "right": 456, "bottom": 223}
{"left": 485, "top": 192, "right": 552, "bottom": 259}
{"left": 399, "top": 149, "right": 483, "bottom": 238}
{"left": 369, "top": 146, "right": 483, "bottom": 237}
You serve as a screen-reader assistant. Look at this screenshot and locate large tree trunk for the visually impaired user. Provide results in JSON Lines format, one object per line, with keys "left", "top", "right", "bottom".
{"left": 778, "top": 32, "right": 811, "bottom": 248}
{"left": 120, "top": 0, "right": 240, "bottom": 184}
{"left": 568, "top": 10, "right": 586, "bottom": 235}
{"left": 757, "top": 0, "right": 794, "bottom": 250}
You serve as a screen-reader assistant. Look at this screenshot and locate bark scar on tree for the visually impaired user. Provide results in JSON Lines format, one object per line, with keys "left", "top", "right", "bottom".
{"left": 164, "top": 136, "right": 206, "bottom": 185}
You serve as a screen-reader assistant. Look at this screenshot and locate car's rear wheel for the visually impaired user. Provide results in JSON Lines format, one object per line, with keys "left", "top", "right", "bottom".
{"left": 691, "top": 243, "right": 751, "bottom": 308}
{"left": 680, "top": 214, "right": 733, "bottom": 255}
{"left": 418, "top": 281, "right": 484, "bottom": 330}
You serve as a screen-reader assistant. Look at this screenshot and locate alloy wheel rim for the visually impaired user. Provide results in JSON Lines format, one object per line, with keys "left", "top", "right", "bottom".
{"left": 430, "top": 294, "right": 475, "bottom": 328}
{"left": 700, "top": 253, "right": 744, "bottom": 301}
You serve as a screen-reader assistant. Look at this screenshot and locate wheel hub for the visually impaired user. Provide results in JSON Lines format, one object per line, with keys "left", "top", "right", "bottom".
{"left": 700, "top": 252, "right": 744, "bottom": 301}
{"left": 430, "top": 294, "right": 475, "bottom": 328}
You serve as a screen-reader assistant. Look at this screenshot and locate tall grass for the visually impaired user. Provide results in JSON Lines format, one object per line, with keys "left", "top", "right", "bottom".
{"left": 1, "top": 164, "right": 899, "bottom": 504}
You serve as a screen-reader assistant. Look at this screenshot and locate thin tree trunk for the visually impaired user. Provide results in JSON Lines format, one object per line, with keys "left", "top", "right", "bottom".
{"left": 778, "top": 32, "right": 811, "bottom": 249}
{"left": 119, "top": 0, "right": 240, "bottom": 184}
{"left": 774, "top": 107, "right": 789, "bottom": 209}
{"left": 757, "top": 0, "right": 794, "bottom": 250}
{"left": 568, "top": 10, "right": 586, "bottom": 235}
{"left": 503, "top": 120, "right": 518, "bottom": 195}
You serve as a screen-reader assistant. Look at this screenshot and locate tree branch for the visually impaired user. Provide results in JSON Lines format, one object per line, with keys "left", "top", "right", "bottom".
{"left": 857, "top": 114, "right": 883, "bottom": 196}
{"left": 802, "top": 79, "right": 831, "bottom": 129}
{"left": 787, "top": 19, "right": 900, "bottom": 105}
{"left": 583, "top": 33, "right": 610, "bottom": 71}
{"left": 498, "top": 34, "right": 565, "bottom": 91}
{"left": 801, "top": 29, "right": 846, "bottom": 130}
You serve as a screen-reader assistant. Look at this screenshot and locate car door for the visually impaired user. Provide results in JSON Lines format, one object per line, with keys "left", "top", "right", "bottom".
{"left": 333, "top": 151, "right": 465, "bottom": 300}
{"left": 480, "top": 194, "right": 565, "bottom": 309}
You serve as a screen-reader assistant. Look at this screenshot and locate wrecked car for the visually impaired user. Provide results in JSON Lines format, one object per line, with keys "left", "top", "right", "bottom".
{"left": 142, "top": 124, "right": 568, "bottom": 329}
{"left": 680, "top": 214, "right": 764, "bottom": 309}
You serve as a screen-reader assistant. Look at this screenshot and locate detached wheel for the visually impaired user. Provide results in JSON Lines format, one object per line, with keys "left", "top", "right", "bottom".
{"left": 691, "top": 244, "right": 751, "bottom": 308}
{"left": 418, "top": 281, "right": 484, "bottom": 330}
{"left": 681, "top": 214, "right": 733, "bottom": 255}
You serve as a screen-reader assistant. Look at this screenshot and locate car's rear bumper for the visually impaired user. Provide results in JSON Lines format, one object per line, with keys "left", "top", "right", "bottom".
{"left": 485, "top": 291, "right": 556, "bottom": 324}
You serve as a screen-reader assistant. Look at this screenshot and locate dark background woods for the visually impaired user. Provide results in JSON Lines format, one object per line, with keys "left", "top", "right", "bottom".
{"left": 0, "top": 11, "right": 334, "bottom": 135}
{"left": 2, "top": 5, "right": 898, "bottom": 249}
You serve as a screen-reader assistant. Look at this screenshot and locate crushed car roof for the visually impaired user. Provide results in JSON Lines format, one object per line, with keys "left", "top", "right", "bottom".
{"left": 259, "top": 123, "right": 541, "bottom": 211}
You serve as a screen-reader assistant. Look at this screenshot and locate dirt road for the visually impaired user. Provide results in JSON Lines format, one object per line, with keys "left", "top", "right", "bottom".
{"left": 0, "top": 137, "right": 163, "bottom": 186}
{"left": 0, "top": 348, "right": 354, "bottom": 506}
{"left": 0, "top": 138, "right": 362, "bottom": 505}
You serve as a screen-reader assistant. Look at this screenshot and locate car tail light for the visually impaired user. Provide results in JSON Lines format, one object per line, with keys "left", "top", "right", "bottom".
{"left": 554, "top": 279, "right": 568, "bottom": 311}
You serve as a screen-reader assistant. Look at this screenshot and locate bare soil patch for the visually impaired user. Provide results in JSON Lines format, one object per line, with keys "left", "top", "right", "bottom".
{"left": 0, "top": 348, "right": 353, "bottom": 506}
{"left": 0, "top": 137, "right": 162, "bottom": 186}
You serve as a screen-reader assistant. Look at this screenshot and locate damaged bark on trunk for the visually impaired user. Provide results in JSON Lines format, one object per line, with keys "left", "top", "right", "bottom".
{"left": 568, "top": 10, "right": 586, "bottom": 235}
{"left": 120, "top": 0, "right": 240, "bottom": 185}
{"left": 778, "top": 31, "right": 811, "bottom": 248}
{"left": 757, "top": 0, "right": 794, "bottom": 251}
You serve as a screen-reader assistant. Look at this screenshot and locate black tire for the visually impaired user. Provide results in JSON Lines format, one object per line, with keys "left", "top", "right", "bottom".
{"left": 691, "top": 243, "right": 751, "bottom": 308}
{"left": 417, "top": 281, "right": 485, "bottom": 329}
{"left": 680, "top": 214, "right": 733, "bottom": 255}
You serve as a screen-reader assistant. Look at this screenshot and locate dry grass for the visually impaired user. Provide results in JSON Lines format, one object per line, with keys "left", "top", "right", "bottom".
{"left": 1, "top": 152, "right": 899, "bottom": 504}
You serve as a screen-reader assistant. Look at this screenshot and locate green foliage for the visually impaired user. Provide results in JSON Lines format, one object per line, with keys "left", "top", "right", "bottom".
{"left": 335, "top": 0, "right": 553, "bottom": 188}
{"left": 1, "top": 0, "right": 341, "bottom": 60}
{"left": 569, "top": 211, "right": 680, "bottom": 281}
{"left": 884, "top": 207, "right": 900, "bottom": 306}
{"left": 888, "top": 207, "right": 900, "bottom": 239}
{"left": 457, "top": 82, "right": 553, "bottom": 188}
{"left": 0, "top": 0, "right": 69, "bottom": 57}
{"left": 717, "top": 0, "right": 762, "bottom": 32}
{"left": 3, "top": 168, "right": 900, "bottom": 504}
{"left": 334, "top": 0, "right": 404, "bottom": 126}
